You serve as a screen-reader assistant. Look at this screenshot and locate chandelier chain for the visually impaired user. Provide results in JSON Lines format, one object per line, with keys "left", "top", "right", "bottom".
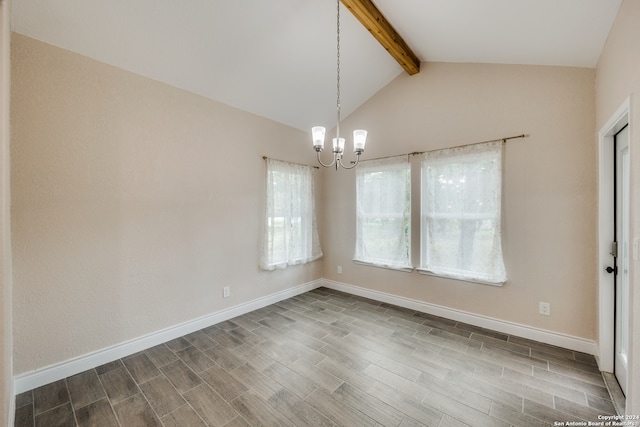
{"left": 310, "top": 0, "right": 366, "bottom": 170}
{"left": 336, "top": 0, "right": 341, "bottom": 132}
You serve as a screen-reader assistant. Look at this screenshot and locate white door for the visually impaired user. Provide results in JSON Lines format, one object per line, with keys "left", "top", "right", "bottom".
{"left": 614, "top": 124, "right": 629, "bottom": 395}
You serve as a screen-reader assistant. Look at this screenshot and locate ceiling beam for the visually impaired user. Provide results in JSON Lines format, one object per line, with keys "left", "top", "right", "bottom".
{"left": 341, "top": 0, "right": 420, "bottom": 75}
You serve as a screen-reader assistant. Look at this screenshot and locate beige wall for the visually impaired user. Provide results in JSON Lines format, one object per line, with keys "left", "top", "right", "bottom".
{"left": 1, "top": 0, "right": 12, "bottom": 423}
{"left": 595, "top": 0, "right": 640, "bottom": 413}
{"left": 322, "top": 62, "right": 597, "bottom": 339}
{"left": 10, "top": 33, "right": 323, "bottom": 375}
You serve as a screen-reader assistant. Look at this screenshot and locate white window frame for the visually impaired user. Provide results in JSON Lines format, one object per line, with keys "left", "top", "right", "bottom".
{"left": 418, "top": 141, "right": 507, "bottom": 285}
{"left": 260, "top": 159, "right": 322, "bottom": 270}
{"left": 354, "top": 156, "right": 412, "bottom": 271}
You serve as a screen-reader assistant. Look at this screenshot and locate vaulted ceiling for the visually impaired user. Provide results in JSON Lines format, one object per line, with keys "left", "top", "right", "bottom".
{"left": 12, "top": 0, "right": 621, "bottom": 131}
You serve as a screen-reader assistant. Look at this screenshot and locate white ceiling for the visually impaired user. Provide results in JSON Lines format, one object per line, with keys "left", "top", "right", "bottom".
{"left": 11, "top": 0, "right": 621, "bottom": 131}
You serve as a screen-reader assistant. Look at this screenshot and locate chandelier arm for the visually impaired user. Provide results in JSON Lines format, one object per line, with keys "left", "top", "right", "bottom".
{"left": 338, "top": 154, "right": 360, "bottom": 169}
{"left": 316, "top": 150, "right": 337, "bottom": 168}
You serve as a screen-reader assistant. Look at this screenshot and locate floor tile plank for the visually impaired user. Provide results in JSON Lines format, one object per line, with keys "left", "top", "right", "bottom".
{"left": 523, "top": 398, "right": 585, "bottom": 424}
{"left": 230, "top": 363, "right": 284, "bottom": 401}
{"left": 161, "top": 404, "right": 208, "bottom": 427}
{"left": 122, "top": 352, "right": 162, "bottom": 385}
{"left": 366, "top": 381, "right": 444, "bottom": 426}
{"left": 66, "top": 370, "right": 106, "bottom": 410}
{"left": 330, "top": 382, "right": 405, "bottom": 427}
{"left": 98, "top": 367, "right": 139, "bottom": 404}
{"left": 183, "top": 384, "right": 237, "bottom": 427}
{"left": 205, "top": 344, "right": 248, "bottom": 371}
{"left": 488, "top": 401, "right": 548, "bottom": 427}
{"left": 200, "top": 365, "right": 248, "bottom": 402}
{"left": 183, "top": 330, "right": 218, "bottom": 351}
{"left": 14, "top": 402, "right": 34, "bottom": 427}
{"left": 416, "top": 386, "right": 509, "bottom": 427}
{"left": 112, "top": 394, "right": 162, "bottom": 427}
{"left": 32, "top": 379, "right": 70, "bottom": 416}
{"left": 75, "top": 398, "right": 119, "bottom": 427}
{"left": 305, "top": 388, "right": 378, "bottom": 427}
{"left": 289, "top": 358, "right": 344, "bottom": 393}
{"left": 160, "top": 359, "right": 202, "bottom": 394}
{"left": 34, "top": 402, "right": 75, "bottom": 427}
{"left": 415, "top": 371, "right": 493, "bottom": 414}
{"left": 144, "top": 344, "right": 178, "bottom": 368}
{"left": 264, "top": 362, "right": 319, "bottom": 400}
{"left": 230, "top": 391, "right": 293, "bottom": 427}
{"left": 176, "top": 345, "right": 217, "bottom": 373}
{"left": 267, "top": 388, "right": 334, "bottom": 427}
{"left": 503, "top": 368, "right": 588, "bottom": 406}
{"left": 138, "top": 376, "right": 185, "bottom": 417}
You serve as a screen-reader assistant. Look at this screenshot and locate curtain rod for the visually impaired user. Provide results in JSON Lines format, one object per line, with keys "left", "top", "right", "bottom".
{"left": 262, "top": 156, "right": 320, "bottom": 169}
{"left": 357, "top": 133, "right": 529, "bottom": 163}
{"left": 410, "top": 133, "right": 528, "bottom": 156}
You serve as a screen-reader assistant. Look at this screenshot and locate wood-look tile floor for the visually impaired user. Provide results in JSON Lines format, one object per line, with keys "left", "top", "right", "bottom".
{"left": 14, "top": 287, "right": 618, "bottom": 427}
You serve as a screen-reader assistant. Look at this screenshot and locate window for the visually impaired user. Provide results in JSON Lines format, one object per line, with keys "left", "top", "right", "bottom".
{"left": 354, "top": 156, "right": 412, "bottom": 270}
{"left": 260, "top": 159, "right": 322, "bottom": 270}
{"left": 419, "top": 141, "right": 506, "bottom": 284}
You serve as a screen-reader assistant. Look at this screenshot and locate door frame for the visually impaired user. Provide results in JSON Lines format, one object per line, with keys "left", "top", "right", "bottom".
{"left": 598, "top": 97, "right": 630, "bottom": 373}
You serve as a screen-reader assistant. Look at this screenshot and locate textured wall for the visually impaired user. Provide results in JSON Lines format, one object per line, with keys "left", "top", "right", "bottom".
{"left": 595, "top": 0, "right": 640, "bottom": 413}
{"left": 10, "top": 34, "right": 323, "bottom": 374}
{"left": 1, "top": 0, "right": 12, "bottom": 423}
{"left": 322, "top": 62, "right": 597, "bottom": 339}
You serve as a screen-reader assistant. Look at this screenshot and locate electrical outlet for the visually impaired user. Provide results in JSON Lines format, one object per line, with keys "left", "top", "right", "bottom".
{"left": 539, "top": 302, "right": 550, "bottom": 316}
{"left": 223, "top": 286, "right": 230, "bottom": 298}
{"left": 337, "top": 265, "right": 343, "bottom": 274}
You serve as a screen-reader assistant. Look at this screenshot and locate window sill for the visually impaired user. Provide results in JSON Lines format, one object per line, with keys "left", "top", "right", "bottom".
{"left": 416, "top": 268, "right": 505, "bottom": 286}
{"left": 348, "top": 260, "right": 506, "bottom": 286}
{"left": 352, "top": 259, "right": 414, "bottom": 273}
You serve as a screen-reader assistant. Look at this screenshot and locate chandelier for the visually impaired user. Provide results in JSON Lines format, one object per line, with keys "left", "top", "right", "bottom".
{"left": 311, "top": 0, "right": 367, "bottom": 170}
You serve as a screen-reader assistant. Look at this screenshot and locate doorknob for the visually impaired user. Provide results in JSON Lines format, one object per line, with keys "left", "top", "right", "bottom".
{"left": 605, "top": 266, "right": 616, "bottom": 274}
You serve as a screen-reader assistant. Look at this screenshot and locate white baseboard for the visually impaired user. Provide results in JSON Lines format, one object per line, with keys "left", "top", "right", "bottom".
{"left": 13, "top": 277, "right": 598, "bottom": 396}
{"left": 322, "top": 279, "right": 597, "bottom": 355}
{"left": 13, "top": 279, "right": 323, "bottom": 394}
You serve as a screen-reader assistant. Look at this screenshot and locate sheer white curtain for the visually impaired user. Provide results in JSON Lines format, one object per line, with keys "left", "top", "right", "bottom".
{"left": 354, "top": 156, "right": 412, "bottom": 270}
{"left": 420, "top": 141, "right": 506, "bottom": 284}
{"left": 260, "top": 159, "right": 322, "bottom": 270}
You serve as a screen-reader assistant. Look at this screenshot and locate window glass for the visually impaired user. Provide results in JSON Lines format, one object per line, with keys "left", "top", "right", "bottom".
{"left": 354, "top": 156, "right": 412, "bottom": 271}
{"left": 260, "top": 159, "right": 322, "bottom": 270}
{"left": 420, "top": 142, "right": 506, "bottom": 284}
